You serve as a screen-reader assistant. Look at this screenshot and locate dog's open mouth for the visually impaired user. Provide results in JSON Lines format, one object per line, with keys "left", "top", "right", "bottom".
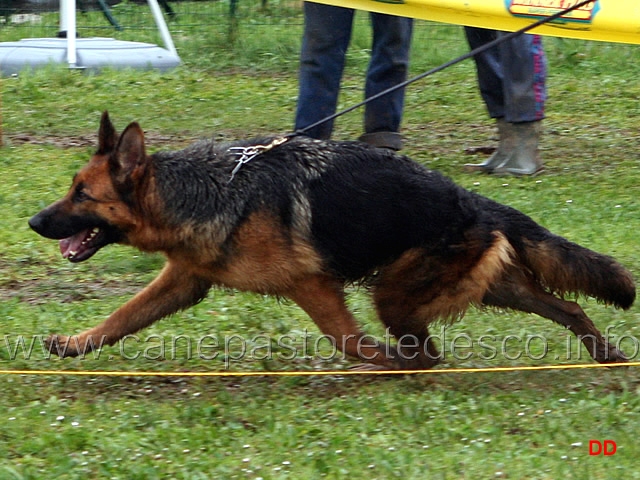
{"left": 59, "top": 227, "right": 106, "bottom": 263}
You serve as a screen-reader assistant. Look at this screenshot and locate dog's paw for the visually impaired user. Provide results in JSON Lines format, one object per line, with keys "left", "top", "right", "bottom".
{"left": 44, "top": 334, "right": 81, "bottom": 358}
{"left": 605, "top": 346, "right": 629, "bottom": 364}
{"left": 593, "top": 344, "right": 629, "bottom": 366}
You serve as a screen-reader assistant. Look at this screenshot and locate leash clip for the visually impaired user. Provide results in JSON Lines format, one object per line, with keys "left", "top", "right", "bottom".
{"left": 227, "top": 136, "right": 288, "bottom": 183}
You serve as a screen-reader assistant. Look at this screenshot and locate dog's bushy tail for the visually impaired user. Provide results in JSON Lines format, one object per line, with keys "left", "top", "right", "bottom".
{"left": 519, "top": 232, "right": 635, "bottom": 310}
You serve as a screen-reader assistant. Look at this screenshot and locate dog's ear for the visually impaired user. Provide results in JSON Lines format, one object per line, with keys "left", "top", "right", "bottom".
{"left": 98, "top": 111, "right": 118, "bottom": 154}
{"left": 110, "top": 121, "right": 147, "bottom": 182}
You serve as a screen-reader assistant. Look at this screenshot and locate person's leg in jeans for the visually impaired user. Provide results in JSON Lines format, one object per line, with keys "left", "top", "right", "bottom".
{"left": 464, "top": 28, "right": 546, "bottom": 175}
{"left": 294, "top": 3, "right": 354, "bottom": 139}
{"left": 490, "top": 32, "right": 546, "bottom": 175}
{"left": 501, "top": 32, "right": 546, "bottom": 124}
{"left": 465, "top": 28, "right": 504, "bottom": 119}
{"left": 359, "top": 13, "right": 413, "bottom": 150}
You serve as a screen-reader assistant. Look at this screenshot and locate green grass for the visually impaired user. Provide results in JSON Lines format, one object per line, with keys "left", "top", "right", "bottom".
{"left": 1, "top": 2, "right": 640, "bottom": 478}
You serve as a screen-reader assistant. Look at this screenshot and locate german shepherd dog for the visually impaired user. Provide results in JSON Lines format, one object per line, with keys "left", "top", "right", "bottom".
{"left": 29, "top": 112, "right": 635, "bottom": 368}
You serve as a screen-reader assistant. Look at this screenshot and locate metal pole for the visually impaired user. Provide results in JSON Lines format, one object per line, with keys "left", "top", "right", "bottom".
{"left": 147, "top": 0, "right": 177, "bottom": 56}
{"left": 59, "top": 0, "right": 68, "bottom": 33}
{"left": 60, "top": 0, "right": 77, "bottom": 68}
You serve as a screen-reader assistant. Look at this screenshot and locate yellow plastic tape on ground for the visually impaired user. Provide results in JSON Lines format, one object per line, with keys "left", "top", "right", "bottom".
{"left": 310, "top": 0, "right": 640, "bottom": 45}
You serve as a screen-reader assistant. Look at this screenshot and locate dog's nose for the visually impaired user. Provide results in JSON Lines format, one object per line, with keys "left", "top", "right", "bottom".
{"left": 28, "top": 212, "right": 46, "bottom": 235}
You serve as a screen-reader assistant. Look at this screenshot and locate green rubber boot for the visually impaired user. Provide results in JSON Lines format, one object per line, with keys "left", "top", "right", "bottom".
{"left": 463, "top": 118, "right": 514, "bottom": 173}
{"left": 492, "top": 120, "right": 544, "bottom": 176}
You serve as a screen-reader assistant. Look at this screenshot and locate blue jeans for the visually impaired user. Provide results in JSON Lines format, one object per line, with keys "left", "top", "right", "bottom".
{"left": 465, "top": 28, "right": 546, "bottom": 123}
{"left": 295, "top": 2, "right": 413, "bottom": 145}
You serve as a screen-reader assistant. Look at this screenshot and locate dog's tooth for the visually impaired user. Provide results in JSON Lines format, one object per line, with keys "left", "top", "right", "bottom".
{"left": 69, "top": 250, "right": 77, "bottom": 257}
{"left": 85, "top": 228, "right": 99, "bottom": 243}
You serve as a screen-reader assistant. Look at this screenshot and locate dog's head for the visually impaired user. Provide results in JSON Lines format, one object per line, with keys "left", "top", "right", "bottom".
{"left": 29, "top": 112, "right": 149, "bottom": 262}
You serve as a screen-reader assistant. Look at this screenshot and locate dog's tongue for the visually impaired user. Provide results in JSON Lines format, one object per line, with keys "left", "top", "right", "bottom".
{"left": 59, "top": 230, "right": 89, "bottom": 259}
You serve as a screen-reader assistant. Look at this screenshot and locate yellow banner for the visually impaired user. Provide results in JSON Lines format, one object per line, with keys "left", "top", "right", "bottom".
{"left": 310, "top": 0, "right": 640, "bottom": 45}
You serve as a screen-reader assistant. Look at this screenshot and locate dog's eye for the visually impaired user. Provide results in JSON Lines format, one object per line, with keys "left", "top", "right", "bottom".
{"left": 73, "top": 188, "right": 92, "bottom": 203}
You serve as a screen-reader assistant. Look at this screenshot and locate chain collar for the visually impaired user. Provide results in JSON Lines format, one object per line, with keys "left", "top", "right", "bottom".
{"left": 226, "top": 136, "right": 289, "bottom": 183}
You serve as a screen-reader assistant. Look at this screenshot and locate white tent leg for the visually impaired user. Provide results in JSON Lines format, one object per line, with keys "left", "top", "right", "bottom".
{"left": 147, "top": 0, "right": 177, "bottom": 56}
{"left": 60, "top": 0, "right": 77, "bottom": 68}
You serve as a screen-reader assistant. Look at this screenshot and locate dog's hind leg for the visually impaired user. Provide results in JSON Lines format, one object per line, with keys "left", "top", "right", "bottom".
{"left": 483, "top": 270, "right": 627, "bottom": 364}
{"left": 374, "top": 300, "right": 442, "bottom": 370}
{"left": 287, "top": 274, "right": 406, "bottom": 370}
{"left": 370, "top": 245, "right": 503, "bottom": 370}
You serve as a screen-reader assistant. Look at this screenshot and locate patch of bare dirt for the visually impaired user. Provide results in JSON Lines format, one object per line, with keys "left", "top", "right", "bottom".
{"left": 0, "top": 277, "right": 145, "bottom": 305}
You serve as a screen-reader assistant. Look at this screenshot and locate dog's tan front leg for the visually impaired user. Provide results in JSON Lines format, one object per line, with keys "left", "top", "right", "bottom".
{"left": 287, "top": 274, "right": 400, "bottom": 369}
{"left": 45, "top": 262, "right": 211, "bottom": 358}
